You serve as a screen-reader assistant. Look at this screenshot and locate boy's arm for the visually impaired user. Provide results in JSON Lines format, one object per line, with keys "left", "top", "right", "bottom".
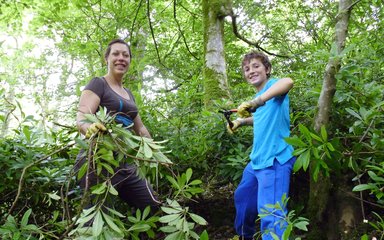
{"left": 258, "top": 77, "right": 294, "bottom": 103}
{"left": 227, "top": 116, "right": 253, "bottom": 134}
{"left": 238, "top": 78, "right": 294, "bottom": 118}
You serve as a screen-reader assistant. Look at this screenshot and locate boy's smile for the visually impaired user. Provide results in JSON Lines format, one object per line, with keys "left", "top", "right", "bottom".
{"left": 243, "top": 58, "right": 270, "bottom": 90}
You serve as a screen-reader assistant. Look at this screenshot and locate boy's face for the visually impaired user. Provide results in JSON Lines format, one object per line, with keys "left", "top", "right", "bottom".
{"left": 243, "top": 58, "right": 270, "bottom": 89}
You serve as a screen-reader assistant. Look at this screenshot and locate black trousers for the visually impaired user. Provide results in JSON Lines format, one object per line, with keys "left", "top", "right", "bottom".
{"left": 75, "top": 150, "right": 161, "bottom": 210}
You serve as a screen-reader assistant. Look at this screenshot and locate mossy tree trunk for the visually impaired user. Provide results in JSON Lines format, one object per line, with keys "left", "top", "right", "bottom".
{"left": 202, "top": 0, "right": 232, "bottom": 108}
{"left": 309, "top": 0, "right": 357, "bottom": 239}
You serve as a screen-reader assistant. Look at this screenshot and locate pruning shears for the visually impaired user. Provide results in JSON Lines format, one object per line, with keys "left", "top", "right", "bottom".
{"left": 218, "top": 109, "right": 238, "bottom": 128}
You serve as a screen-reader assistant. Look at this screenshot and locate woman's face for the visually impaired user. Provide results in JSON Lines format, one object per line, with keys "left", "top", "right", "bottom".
{"left": 106, "top": 43, "right": 131, "bottom": 76}
{"left": 243, "top": 58, "right": 270, "bottom": 89}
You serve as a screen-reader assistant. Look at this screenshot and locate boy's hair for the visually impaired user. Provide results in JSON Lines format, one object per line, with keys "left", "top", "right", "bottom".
{"left": 241, "top": 51, "right": 272, "bottom": 78}
{"left": 104, "top": 39, "right": 132, "bottom": 60}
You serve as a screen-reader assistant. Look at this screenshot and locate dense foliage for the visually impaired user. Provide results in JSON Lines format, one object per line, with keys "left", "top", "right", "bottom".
{"left": 1, "top": 0, "right": 383, "bottom": 239}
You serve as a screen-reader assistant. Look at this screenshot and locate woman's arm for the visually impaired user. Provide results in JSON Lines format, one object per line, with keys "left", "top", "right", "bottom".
{"left": 76, "top": 90, "right": 101, "bottom": 135}
{"left": 132, "top": 114, "right": 152, "bottom": 138}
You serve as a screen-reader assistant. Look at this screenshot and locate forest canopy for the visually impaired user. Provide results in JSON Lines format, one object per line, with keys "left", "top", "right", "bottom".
{"left": 0, "top": 0, "right": 383, "bottom": 239}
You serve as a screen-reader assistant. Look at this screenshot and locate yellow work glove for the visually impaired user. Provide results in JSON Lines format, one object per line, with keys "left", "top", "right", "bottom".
{"left": 85, "top": 122, "right": 107, "bottom": 138}
{"left": 237, "top": 96, "right": 265, "bottom": 118}
{"left": 227, "top": 119, "right": 243, "bottom": 134}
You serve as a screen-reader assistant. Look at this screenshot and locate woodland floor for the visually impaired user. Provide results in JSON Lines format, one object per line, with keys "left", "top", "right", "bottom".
{"left": 187, "top": 173, "right": 383, "bottom": 240}
{"left": 189, "top": 183, "right": 238, "bottom": 240}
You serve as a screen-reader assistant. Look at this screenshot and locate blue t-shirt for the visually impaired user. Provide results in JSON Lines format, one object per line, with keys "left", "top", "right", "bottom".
{"left": 250, "top": 78, "right": 294, "bottom": 170}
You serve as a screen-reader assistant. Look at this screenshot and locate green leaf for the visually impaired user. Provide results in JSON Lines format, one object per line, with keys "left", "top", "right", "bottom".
{"left": 143, "top": 142, "right": 153, "bottom": 158}
{"left": 182, "top": 219, "right": 189, "bottom": 233}
{"left": 189, "top": 213, "right": 207, "bottom": 225}
{"left": 345, "top": 108, "right": 362, "bottom": 120}
{"left": 128, "top": 216, "right": 139, "bottom": 224}
{"left": 47, "top": 192, "right": 61, "bottom": 200}
{"left": 159, "top": 214, "right": 181, "bottom": 223}
{"left": 142, "top": 206, "right": 151, "bottom": 220}
{"left": 92, "top": 211, "right": 104, "bottom": 236}
{"left": 76, "top": 212, "right": 96, "bottom": 225}
{"left": 301, "top": 150, "right": 311, "bottom": 171}
{"left": 185, "top": 168, "right": 193, "bottom": 182}
{"left": 159, "top": 225, "right": 177, "bottom": 233}
{"left": 310, "top": 132, "right": 323, "bottom": 143}
{"left": 21, "top": 209, "right": 32, "bottom": 228}
{"left": 352, "top": 184, "right": 376, "bottom": 192}
{"left": 153, "top": 151, "right": 173, "bottom": 164}
{"left": 284, "top": 137, "right": 307, "bottom": 147}
{"left": 368, "top": 165, "right": 384, "bottom": 174}
{"left": 164, "top": 231, "right": 184, "bottom": 240}
{"left": 320, "top": 125, "right": 328, "bottom": 142}
{"left": 298, "top": 124, "right": 311, "bottom": 142}
{"left": 83, "top": 113, "right": 100, "bottom": 123}
{"left": 361, "top": 234, "right": 369, "bottom": 240}
{"left": 92, "top": 182, "right": 107, "bottom": 195}
{"left": 22, "top": 126, "right": 31, "bottom": 143}
{"left": 189, "top": 179, "right": 202, "bottom": 185}
{"left": 326, "top": 142, "right": 335, "bottom": 151}
{"left": 108, "top": 184, "right": 119, "bottom": 196}
{"left": 294, "top": 220, "right": 309, "bottom": 231}
{"left": 166, "top": 175, "right": 180, "bottom": 189}
{"left": 271, "top": 232, "right": 280, "bottom": 240}
{"left": 105, "top": 207, "right": 125, "bottom": 218}
{"left": 147, "top": 142, "right": 165, "bottom": 150}
{"left": 127, "top": 223, "right": 151, "bottom": 232}
{"left": 313, "top": 163, "right": 320, "bottom": 182}
{"left": 199, "top": 230, "right": 209, "bottom": 240}
{"left": 23, "top": 224, "right": 40, "bottom": 231}
{"left": 292, "top": 148, "right": 308, "bottom": 156}
{"left": 368, "top": 171, "right": 384, "bottom": 182}
{"left": 282, "top": 224, "right": 292, "bottom": 239}
{"left": 101, "top": 211, "right": 123, "bottom": 234}
{"left": 161, "top": 207, "right": 181, "bottom": 215}
{"left": 100, "top": 162, "right": 115, "bottom": 175}
{"left": 77, "top": 162, "right": 88, "bottom": 180}
{"left": 75, "top": 137, "right": 89, "bottom": 149}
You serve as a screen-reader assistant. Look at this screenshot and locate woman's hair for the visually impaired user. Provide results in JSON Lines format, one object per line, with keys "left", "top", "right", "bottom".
{"left": 241, "top": 51, "right": 272, "bottom": 78}
{"left": 104, "top": 39, "right": 131, "bottom": 60}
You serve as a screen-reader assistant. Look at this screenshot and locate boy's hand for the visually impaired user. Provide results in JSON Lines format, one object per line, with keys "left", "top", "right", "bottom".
{"left": 237, "top": 102, "right": 252, "bottom": 118}
{"left": 85, "top": 122, "right": 107, "bottom": 138}
{"left": 237, "top": 96, "right": 265, "bottom": 118}
{"left": 227, "top": 119, "right": 242, "bottom": 134}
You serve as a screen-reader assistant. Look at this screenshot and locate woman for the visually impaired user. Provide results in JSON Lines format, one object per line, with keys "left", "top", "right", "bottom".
{"left": 75, "top": 39, "right": 160, "bottom": 210}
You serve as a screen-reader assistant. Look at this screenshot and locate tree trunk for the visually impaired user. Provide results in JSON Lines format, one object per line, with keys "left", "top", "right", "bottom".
{"left": 202, "top": 0, "right": 232, "bottom": 108}
{"left": 309, "top": 0, "right": 356, "bottom": 239}
{"left": 1, "top": 89, "right": 15, "bottom": 137}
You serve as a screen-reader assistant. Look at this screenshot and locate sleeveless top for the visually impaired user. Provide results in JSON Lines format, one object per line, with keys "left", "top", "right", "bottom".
{"left": 250, "top": 78, "right": 294, "bottom": 170}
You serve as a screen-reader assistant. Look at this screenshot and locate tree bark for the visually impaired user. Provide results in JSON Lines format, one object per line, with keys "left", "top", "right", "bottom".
{"left": 309, "top": 0, "right": 355, "bottom": 239}
{"left": 202, "top": 0, "right": 232, "bottom": 108}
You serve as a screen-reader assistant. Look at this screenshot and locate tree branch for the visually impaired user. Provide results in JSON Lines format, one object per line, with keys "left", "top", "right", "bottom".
{"left": 173, "top": 0, "right": 199, "bottom": 60}
{"left": 146, "top": 0, "right": 162, "bottom": 63}
{"left": 229, "top": 13, "right": 290, "bottom": 58}
{"left": 130, "top": 0, "right": 144, "bottom": 44}
{"left": 5, "top": 142, "right": 76, "bottom": 220}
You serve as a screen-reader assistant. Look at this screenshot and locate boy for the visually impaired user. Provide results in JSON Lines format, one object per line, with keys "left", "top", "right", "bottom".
{"left": 228, "top": 51, "right": 296, "bottom": 240}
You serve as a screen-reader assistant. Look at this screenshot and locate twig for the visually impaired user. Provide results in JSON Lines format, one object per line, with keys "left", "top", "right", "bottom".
{"left": 5, "top": 142, "right": 75, "bottom": 220}
{"left": 58, "top": 137, "right": 96, "bottom": 239}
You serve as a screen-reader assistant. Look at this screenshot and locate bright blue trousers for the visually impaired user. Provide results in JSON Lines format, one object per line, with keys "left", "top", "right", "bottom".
{"left": 234, "top": 157, "right": 296, "bottom": 239}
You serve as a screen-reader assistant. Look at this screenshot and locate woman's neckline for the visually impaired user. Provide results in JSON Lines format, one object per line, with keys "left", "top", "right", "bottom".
{"left": 101, "top": 77, "right": 131, "bottom": 101}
